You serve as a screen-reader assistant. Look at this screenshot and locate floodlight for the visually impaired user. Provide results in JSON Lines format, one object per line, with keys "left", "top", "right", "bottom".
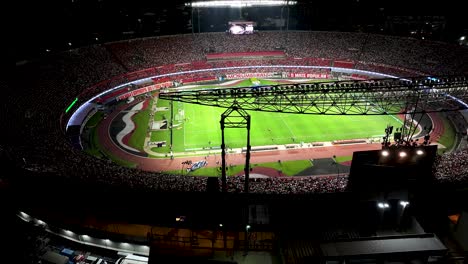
{"left": 190, "top": 0, "right": 297, "bottom": 8}
{"left": 219, "top": 223, "right": 223, "bottom": 227}
{"left": 400, "top": 201, "right": 409, "bottom": 207}
{"left": 416, "top": 149, "right": 424, "bottom": 155}
{"left": 378, "top": 202, "right": 390, "bottom": 209}
{"left": 399, "top": 151, "right": 407, "bottom": 158}
{"left": 246, "top": 225, "right": 251, "bottom": 230}
{"left": 20, "top": 211, "right": 29, "bottom": 218}
{"left": 381, "top": 150, "right": 389, "bottom": 157}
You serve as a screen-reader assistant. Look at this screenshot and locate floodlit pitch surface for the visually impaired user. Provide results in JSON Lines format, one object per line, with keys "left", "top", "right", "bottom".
{"left": 149, "top": 79, "right": 403, "bottom": 154}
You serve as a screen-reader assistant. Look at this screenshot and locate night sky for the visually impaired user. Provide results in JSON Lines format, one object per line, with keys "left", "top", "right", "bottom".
{"left": 15, "top": 0, "right": 467, "bottom": 60}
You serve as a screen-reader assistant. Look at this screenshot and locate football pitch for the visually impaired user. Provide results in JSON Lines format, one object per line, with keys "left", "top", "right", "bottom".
{"left": 148, "top": 79, "right": 403, "bottom": 154}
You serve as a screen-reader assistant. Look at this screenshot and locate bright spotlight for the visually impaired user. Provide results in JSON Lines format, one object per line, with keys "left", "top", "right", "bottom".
{"left": 381, "top": 150, "right": 389, "bottom": 157}
{"left": 400, "top": 201, "right": 410, "bottom": 207}
{"left": 461, "top": 36, "right": 466, "bottom": 41}
{"left": 219, "top": 223, "right": 223, "bottom": 227}
{"left": 246, "top": 225, "right": 251, "bottom": 230}
{"left": 378, "top": 202, "right": 390, "bottom": 209}
{"left": 20, "top": 211, "right": 29, "bottom": 218}
{"left": 399, "top": 151, "right": 407, "bottom": 158}
{"left": 175, "top": 215, "right": 186, "bottom": 222}
{"left": 416, "top": 149, "right": 424, "bottom": 155}
{"left": 191, "top": 0, "right": 297, "bottom": 8}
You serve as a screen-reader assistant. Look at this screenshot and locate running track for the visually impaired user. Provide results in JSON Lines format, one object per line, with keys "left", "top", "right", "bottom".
{"left": 97, "top": 99, "right": 442, "bottom": 173}
{"left": 97, "top": 99, "right": 383, "bottom": 173}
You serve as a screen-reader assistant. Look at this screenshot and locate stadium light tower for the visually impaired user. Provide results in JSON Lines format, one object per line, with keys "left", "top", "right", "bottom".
{"left": 187, "top": 0, "right": 297, "bottom": 31}
{"left": 187, "top": 0, "right": 297, "bottom": 8}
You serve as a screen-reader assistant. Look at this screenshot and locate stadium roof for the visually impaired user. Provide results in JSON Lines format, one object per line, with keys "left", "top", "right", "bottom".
{"left": 320, "top": 234, "right": 447, "bottom": 258}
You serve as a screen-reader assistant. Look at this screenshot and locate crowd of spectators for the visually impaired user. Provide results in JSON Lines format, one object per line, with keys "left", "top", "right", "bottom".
{"left": 433, "top": 147, "right": 468, "bottom": 184}
{"left": 225, "top": 175, "right": 348, "bottom": 194}
{"left": 7, "top": 31, "right": 468, "bottom": 196}
{"left": 105, "top": 31, "right": 468, "bottom": 75}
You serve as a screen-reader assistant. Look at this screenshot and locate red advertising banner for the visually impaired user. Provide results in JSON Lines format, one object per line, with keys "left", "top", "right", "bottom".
{"left": 181, "top": 76, "right": 217, "bottom": 84}
{"left": 287, "top": 73, "right": 330, "bottom": 79}
{"left": 116, "top": 82, "right": 172, "bottom": 101}
{"left": 225, "top": 72, "right": 277, "bottom": 79}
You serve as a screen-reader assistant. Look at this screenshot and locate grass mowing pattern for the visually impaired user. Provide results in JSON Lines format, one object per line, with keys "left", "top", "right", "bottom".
{"left": 161, "top": 102, "right": 401, "bottom": 152}
{"left": 146, "top": 78, "right": 402, "bottom": 153}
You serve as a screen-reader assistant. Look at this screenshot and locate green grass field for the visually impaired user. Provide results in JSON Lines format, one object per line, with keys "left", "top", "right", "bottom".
{"left": 80, "top": 77, "right": 458, "bottom": 176}
{"left": 167, "top": 159, "right": 313, "bottom": 177}
{"left": 143, "top": 78, "right": 403, "bottom": 154}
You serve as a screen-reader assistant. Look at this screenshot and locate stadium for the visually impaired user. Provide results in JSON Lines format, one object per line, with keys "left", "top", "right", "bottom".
{"left": 9, "top": 2, "right": 468, "bottom": 264}
{"left": 12, "top": 31, "right": 468, "bottom": 189}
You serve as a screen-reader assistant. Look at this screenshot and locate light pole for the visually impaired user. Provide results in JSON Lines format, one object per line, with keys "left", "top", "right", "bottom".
{"left": 398, "top": 201, "right": 409, "bottom": 230}
{"left": 377, "top": 202, "right": 390, "bottom": 230}
{"left": 197, "top": 8, "right": 200, "bottom": 33}
{"left": 244, "top": 225, "right": 251, "bottom": 255}
{"left": 280, "top": 6, "right": 284, "bottom": 31}
{"left": 191, "top": 5, "right": 194, "bottom": 35}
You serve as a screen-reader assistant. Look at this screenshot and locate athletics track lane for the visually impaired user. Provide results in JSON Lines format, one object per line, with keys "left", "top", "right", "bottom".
{"left": 97, "top": 99, "right": 384, "bottom": 173}
{"left": 97, "top": 98, "right": 445, "bottom": 174}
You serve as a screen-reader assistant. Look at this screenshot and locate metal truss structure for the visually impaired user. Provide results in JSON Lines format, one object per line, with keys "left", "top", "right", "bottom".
{"left": 160, "top": 75, "right": 468, "bottom": 115}
{"left": 159, "top": 75, "right": 468, "bottom": 193}
{"left": 220, "top": 103, "right": 251, "bottom": 193}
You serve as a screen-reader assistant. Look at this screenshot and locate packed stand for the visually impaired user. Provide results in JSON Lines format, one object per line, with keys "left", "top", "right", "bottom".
{"left": 105, "top": 32, "right": 468, "bottom": 75}
{"left": 433, "top": 148, "right": 468, "bottom": 184}
{"left": 224, "top": 175, "right": 349, "bottom": 194}
{"left": 7, "top": 31, "right": 468, "bottom": 196}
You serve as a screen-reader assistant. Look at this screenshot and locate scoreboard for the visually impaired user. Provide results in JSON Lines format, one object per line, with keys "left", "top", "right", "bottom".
{"left": 228, "top": 21, "right": 255, "bottom": 34}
